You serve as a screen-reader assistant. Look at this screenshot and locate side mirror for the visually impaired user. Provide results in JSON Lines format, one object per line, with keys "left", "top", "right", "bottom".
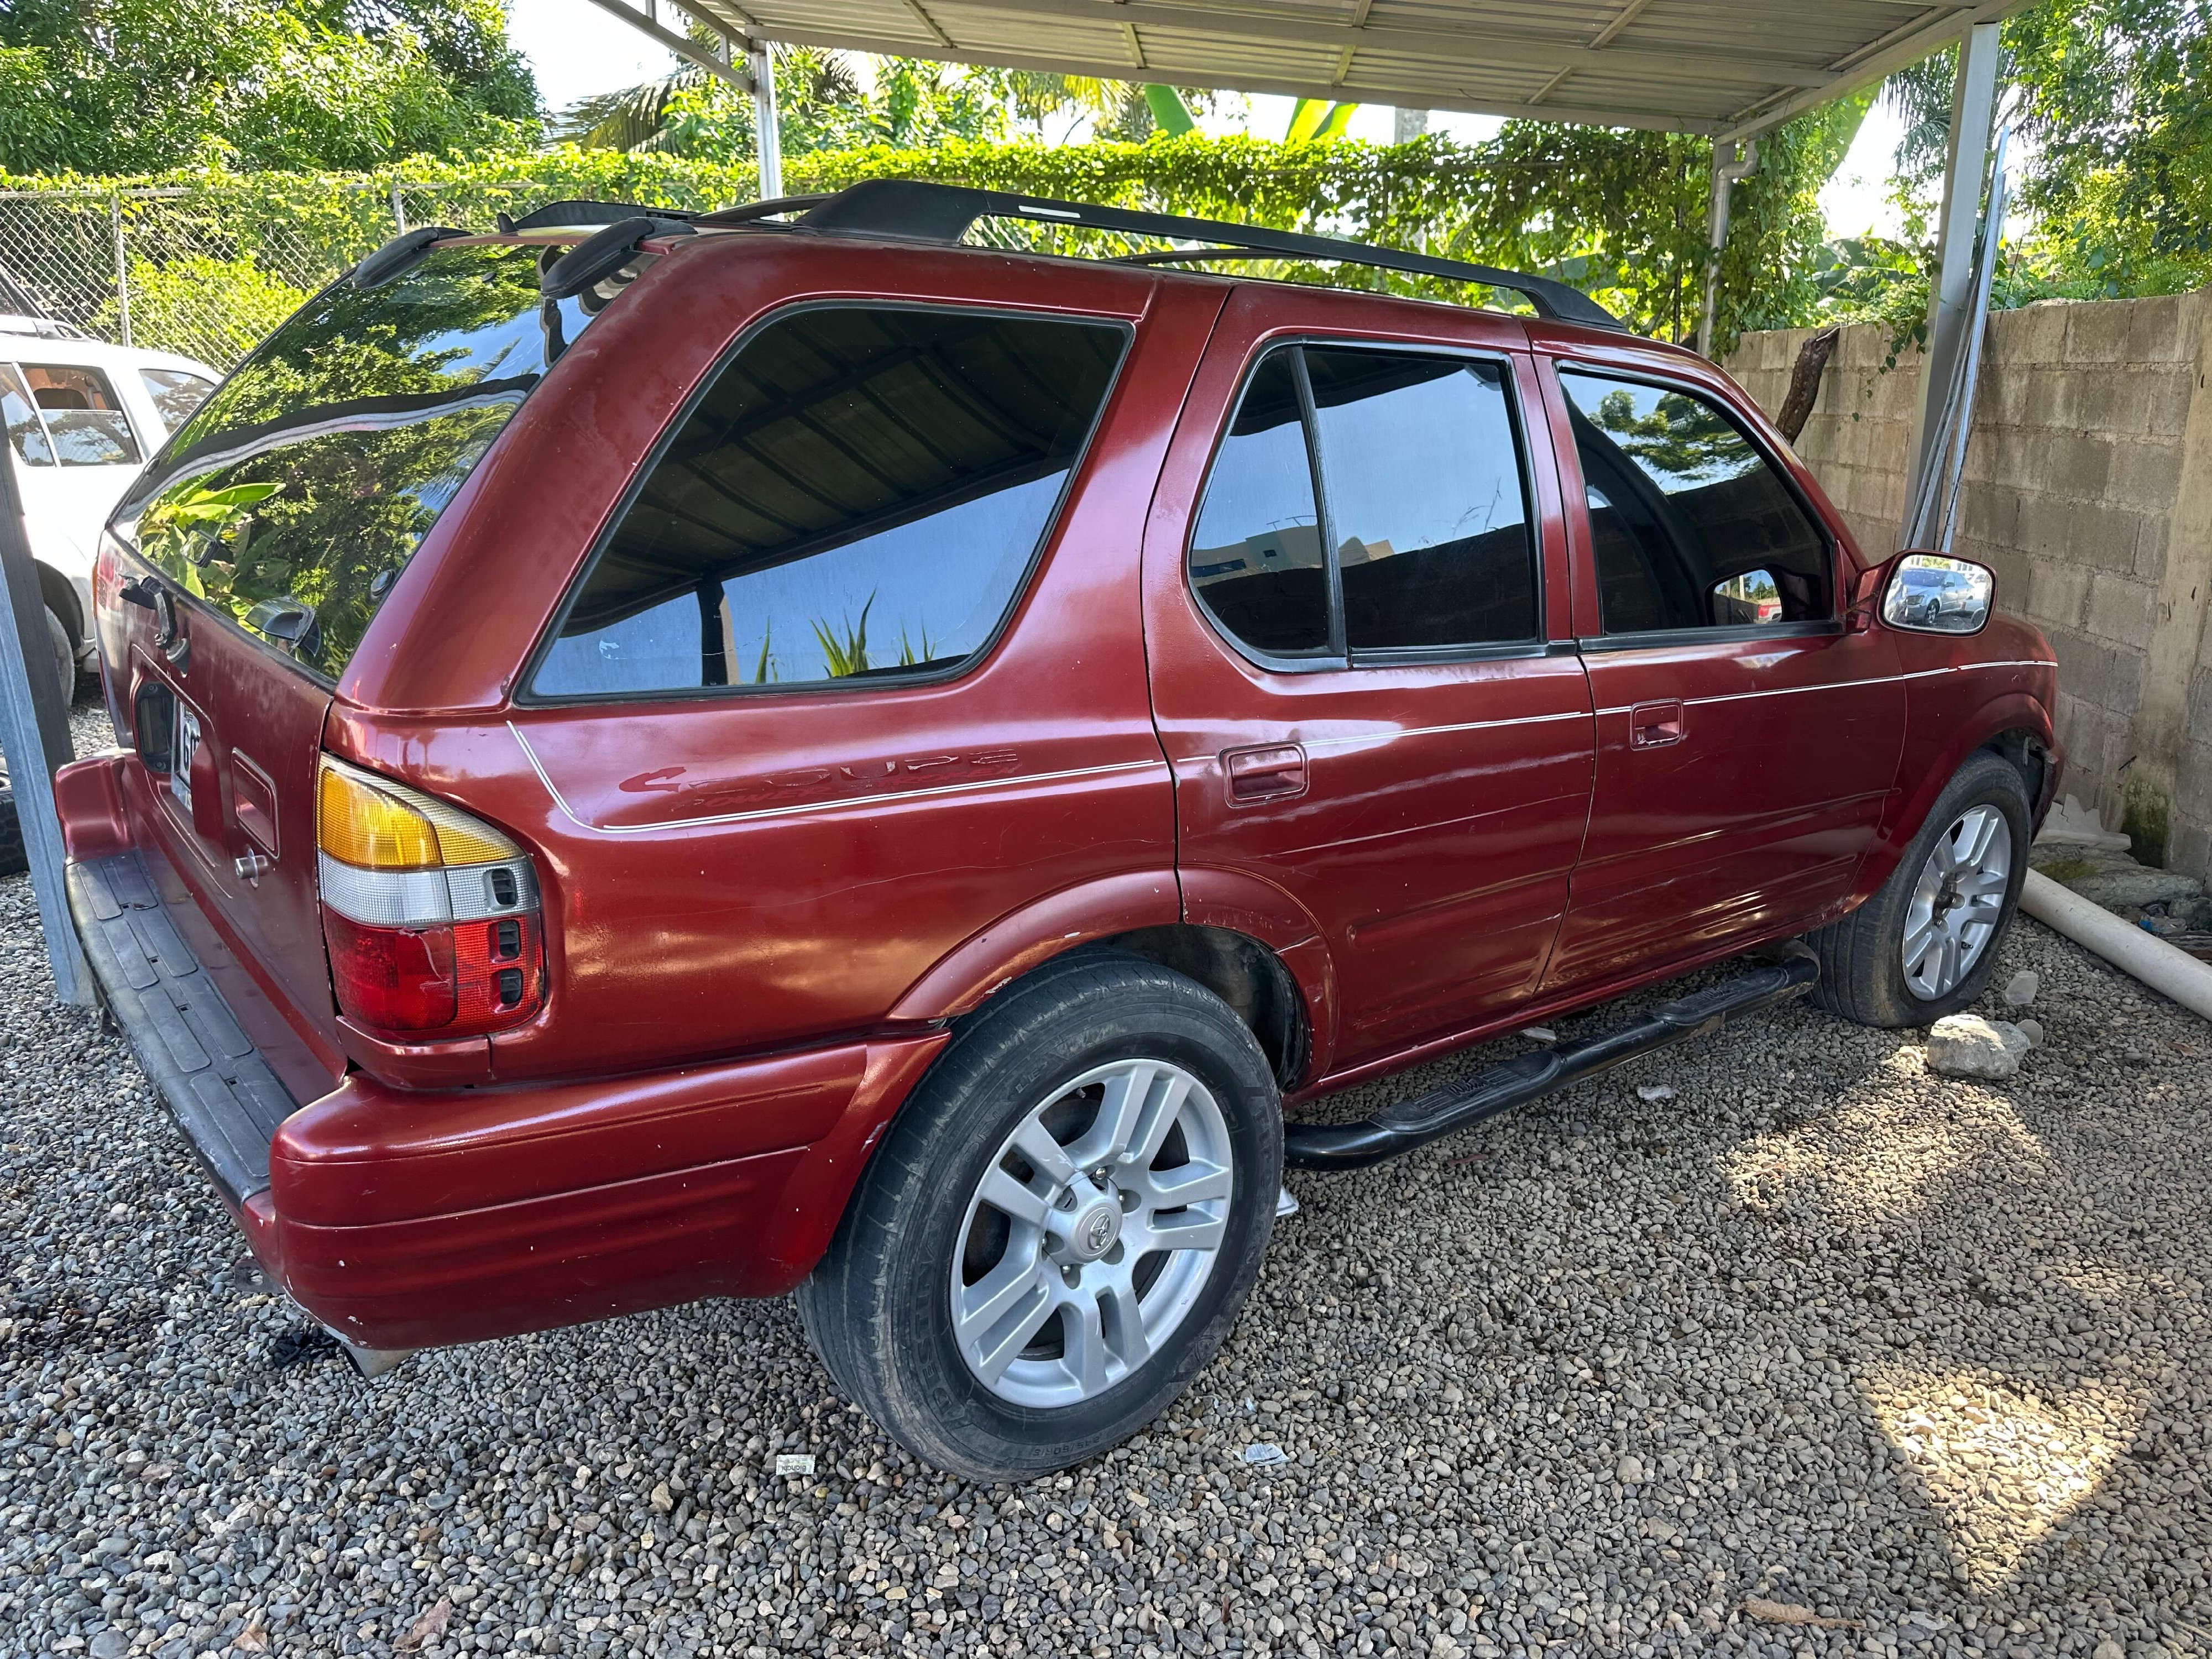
{"left": 1880, "top": 552, "right": 1994, "bottom": 635}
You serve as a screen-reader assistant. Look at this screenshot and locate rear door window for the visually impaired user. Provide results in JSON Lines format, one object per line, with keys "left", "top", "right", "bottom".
{"left": 114, "top": 242, "right": 605, "bottom": 682}
{"left": 1306, "top": 348, "right": 1536, "bottom": 652}
{"left": 532, "top": 306, "right": 1129, "bottom": 698}
{"left": 1188, "top": 343, "right": 1539, "bottom": 664}
{"left": 1557, "top": 368, "right": 1831, "bottom": 634}
{"left": 20, "top": 364, "right": 139, "bottom": 466}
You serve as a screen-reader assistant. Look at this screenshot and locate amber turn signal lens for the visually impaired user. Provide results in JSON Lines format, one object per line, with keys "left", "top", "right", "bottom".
{"left": 317, "top": 763, "right": 441, "bottom": 870}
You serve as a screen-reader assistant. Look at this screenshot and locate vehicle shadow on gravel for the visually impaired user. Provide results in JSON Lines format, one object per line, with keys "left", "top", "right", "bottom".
{"left": 6, "top": 855, "right": 2208, "bottom": 1657}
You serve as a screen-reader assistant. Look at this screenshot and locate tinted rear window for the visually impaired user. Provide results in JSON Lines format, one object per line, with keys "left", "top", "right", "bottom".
{"left": 533, "top": 306, "right": 1127, "bottom": 698}
{"left": 114, "top": 243, "right": 602, "bottom": 681}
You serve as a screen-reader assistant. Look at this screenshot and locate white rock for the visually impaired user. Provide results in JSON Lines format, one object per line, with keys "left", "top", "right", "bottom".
{"left": 1926, "top": 1014, "right": 2031, "bottom": 1080}
{"left": 1617, "top": 1454, "right": 1646, "bottom": 1484}
{"left": 2094, "top": 1642, "right": 2125, "bottom": 1659}
{"left": 1635, "top": 1084, "right": 1675, "bottom": 1103}
{"left": 2003, "top": 970, "right": 2040, "bottom": 1007}
{"left": 2017, "top": 1017, "right": 2043, "bottom": 1049}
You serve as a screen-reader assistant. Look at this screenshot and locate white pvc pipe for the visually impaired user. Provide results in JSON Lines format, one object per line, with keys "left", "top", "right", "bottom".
{"left": 2018, "top": 869, "right": 2212, "bottom": 1021}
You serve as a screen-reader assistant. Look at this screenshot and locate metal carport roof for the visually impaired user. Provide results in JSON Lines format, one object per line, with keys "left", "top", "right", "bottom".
{"left": 671, "top": 0, "right": 2031, "bottom": 140}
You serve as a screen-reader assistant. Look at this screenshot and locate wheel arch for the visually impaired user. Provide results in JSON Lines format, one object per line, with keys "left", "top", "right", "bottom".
{"left": 1857, "top": 693, "right": 2054, "bottom": 903}
{"left": 887, "top": 870, "right": 1184, "bottom": 1025}
{"left": 888, "top": 867, "right": 1334, "bottom": 1091}
{"left": 1091, "top": 922, "right": 1312, "bottom": 1089}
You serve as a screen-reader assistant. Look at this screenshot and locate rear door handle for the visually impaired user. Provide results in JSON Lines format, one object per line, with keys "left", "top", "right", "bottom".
{"left": 1223, "top": 742, "right": 1308, "bottom": 804}
{"left": 1630, "top": 699, "right": 1686, "bottom": 748}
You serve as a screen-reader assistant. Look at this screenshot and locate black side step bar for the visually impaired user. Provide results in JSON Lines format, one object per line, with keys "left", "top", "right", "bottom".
{"left": 1282, "top": 952, "right": 1819, "bottom": 1170}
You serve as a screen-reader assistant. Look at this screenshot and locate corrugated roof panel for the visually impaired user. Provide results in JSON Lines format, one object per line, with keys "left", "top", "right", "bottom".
{"left": 725, "top": 0, "right": 2027, "bottom": 137}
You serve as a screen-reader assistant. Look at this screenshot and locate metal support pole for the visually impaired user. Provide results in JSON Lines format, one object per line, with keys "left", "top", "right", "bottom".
{"left": 391, "top": 178, "right": 408, "bottom": 234}
{"left": 109, "top": 192, "right": 130, "bottom": 348}
{"left": 1695, "top": 139, "right": 1756, "bottom": 359}
{"left": 1902, "top": 19, "right": 2001, "bottom": 548}
{"left": 749, "top": 38, "right": 783, "bottom": 200}
{"left": 0, "top": 444, "right": 91, "bottom": 1004}
{"left": 1936, "top": 130, "right": 2010, "bottom": 553}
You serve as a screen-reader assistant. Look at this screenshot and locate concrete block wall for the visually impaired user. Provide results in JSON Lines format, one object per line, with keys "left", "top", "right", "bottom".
{"left": 1725, "top": 289, "right": 2212, "bottom": 882}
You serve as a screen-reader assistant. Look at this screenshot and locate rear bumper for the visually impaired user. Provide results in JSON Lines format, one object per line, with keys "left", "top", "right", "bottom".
{"left": 65, "top": 840, "right": 946, "bottom": 1352}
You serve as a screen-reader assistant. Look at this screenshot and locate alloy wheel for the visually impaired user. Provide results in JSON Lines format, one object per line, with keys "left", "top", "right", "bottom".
{"left": 1902, "top": 803, "right": 2012, "bottom": 999}
{"left": 950, "top": 1058, "right": 1233, "bottom": 1409}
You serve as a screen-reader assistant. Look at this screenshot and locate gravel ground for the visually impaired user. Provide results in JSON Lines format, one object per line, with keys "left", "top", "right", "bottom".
{"left": 4, "top": 716, "right": 2209, "bottom": 1659}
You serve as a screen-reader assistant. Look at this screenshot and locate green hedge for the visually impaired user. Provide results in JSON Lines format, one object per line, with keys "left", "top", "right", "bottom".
{"left": 3, "top": 128, "right": 1834, "bottom": 357}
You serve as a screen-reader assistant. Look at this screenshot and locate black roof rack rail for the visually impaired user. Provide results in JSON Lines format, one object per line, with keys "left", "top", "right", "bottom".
{"left": 783, "top": 179, "right": 1625, "bottom": 332}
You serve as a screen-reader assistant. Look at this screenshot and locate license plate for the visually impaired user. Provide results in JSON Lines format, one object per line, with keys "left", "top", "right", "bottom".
{"left": 171, "top": 703, "right": 200, "bottom": 812}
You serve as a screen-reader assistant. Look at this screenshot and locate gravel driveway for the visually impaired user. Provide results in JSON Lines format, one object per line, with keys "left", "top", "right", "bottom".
{"left": 4, "top": 739, "right": 2208, "bottom": 1658}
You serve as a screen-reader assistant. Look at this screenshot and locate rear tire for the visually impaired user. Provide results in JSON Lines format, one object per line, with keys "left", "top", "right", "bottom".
{"left": 796, "top": 951, "right": 1282, "bottom": 1482}
{"left": 1809, "top": 751, "right": 2030, "bottom": 1028}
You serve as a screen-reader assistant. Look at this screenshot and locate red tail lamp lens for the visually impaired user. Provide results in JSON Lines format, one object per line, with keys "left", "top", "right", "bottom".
{"left": 325, "top": 910, "right": 459, "bottom": 1033}
{"left": 452, "top": 912, "right": 544, "bottom": 1030}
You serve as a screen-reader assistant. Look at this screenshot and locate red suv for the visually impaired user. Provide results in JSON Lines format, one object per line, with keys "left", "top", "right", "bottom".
{"left": 55, "top": 182, "right": 2059, "bottom": 1480}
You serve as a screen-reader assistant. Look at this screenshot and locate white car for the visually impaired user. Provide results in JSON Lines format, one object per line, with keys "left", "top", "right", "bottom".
{"left": 2, "top": 317, "right": 222, "bottom": 704}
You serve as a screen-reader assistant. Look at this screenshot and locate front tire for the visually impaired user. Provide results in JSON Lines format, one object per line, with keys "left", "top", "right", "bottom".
{"left": 796, "top": 951, "right": 1282, "bottom": 1482}
{"left": 1808, "top": 751, "right": 2030, "bottom": 1028}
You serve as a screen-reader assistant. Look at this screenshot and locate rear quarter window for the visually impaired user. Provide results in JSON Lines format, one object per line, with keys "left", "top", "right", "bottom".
{"left": 531, "top": 305, "right": 1128, "bottom": 699}
{"left": 20, "top": 364, "right": 140, "bottom": 466}
{"left": 113, "top": 242, "right": 603, "bottom": 682}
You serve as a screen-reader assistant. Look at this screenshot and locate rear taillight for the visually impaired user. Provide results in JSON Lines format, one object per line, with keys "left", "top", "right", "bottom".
{"left": 315, "top": 755, "right": 545, "bottom": 1039}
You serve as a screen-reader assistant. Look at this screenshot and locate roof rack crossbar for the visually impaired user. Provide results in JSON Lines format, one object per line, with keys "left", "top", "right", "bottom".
{"left": 504, "top": 200, "right": 702, "bottom": 233}
{"left": 791, "top": 180, "right": 1625, "bottom": 331}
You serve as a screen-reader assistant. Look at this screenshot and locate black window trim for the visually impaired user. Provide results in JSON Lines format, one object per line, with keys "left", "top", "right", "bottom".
{"left": 517, "top": 297, "right": 1137, "bottom": 708}
{"left": 1184, "top": 335, "right": 1549, "bottom": 676}
{"left": 1549, "top": 357, "right": 1840, "bottom": 648}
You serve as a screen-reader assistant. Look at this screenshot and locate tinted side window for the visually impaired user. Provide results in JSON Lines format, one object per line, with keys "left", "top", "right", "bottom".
{"left": 22, "top": 364, "right": 139, "bottom": 467}
{"left": 1305, "top": 349, "right": 1535, "bottom": 650}
{"left": 1186, "top": 351, "right": 1328, "bottom": 657}
{"left": 116, "top": 242, "right": 598, "bottom": 681}
{"left": 1559, "top": 370, "right": 1831, "bottom": 634}
{"left": 536, "top": 307, "right": 1127, "bottom": 697}
{"left": 2, "top": 364, "right": 54, "bottom": 467}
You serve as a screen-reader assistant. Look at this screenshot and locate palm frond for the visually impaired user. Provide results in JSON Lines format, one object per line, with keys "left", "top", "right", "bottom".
{"left": 551, "top": 69, "right": 710, "bottom": 150}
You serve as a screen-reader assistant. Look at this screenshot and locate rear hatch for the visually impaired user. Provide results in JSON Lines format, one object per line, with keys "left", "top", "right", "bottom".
{"left": 102, "top": 238, "right": 602, "bottom": 1059}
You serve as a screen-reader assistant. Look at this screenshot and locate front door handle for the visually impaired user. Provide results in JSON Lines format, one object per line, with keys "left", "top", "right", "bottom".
{"left": 1630, "top": 699, "right": 1686, "bottom": 748}
{"left": 1223, "top": 742, "right": 1308, "bottom": 804}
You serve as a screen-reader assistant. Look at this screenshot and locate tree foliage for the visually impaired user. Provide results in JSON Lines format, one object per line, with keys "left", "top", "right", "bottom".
{"left": 0, "top": 0, "right": 538, "bottom": 175}
{"left": 1887, "top": 0, "right": 2212, "bottom": 297}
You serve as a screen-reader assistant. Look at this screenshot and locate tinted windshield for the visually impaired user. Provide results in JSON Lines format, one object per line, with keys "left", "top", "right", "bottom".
{"left": 113, "top": 242, "right": 599, "bottom": 681}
